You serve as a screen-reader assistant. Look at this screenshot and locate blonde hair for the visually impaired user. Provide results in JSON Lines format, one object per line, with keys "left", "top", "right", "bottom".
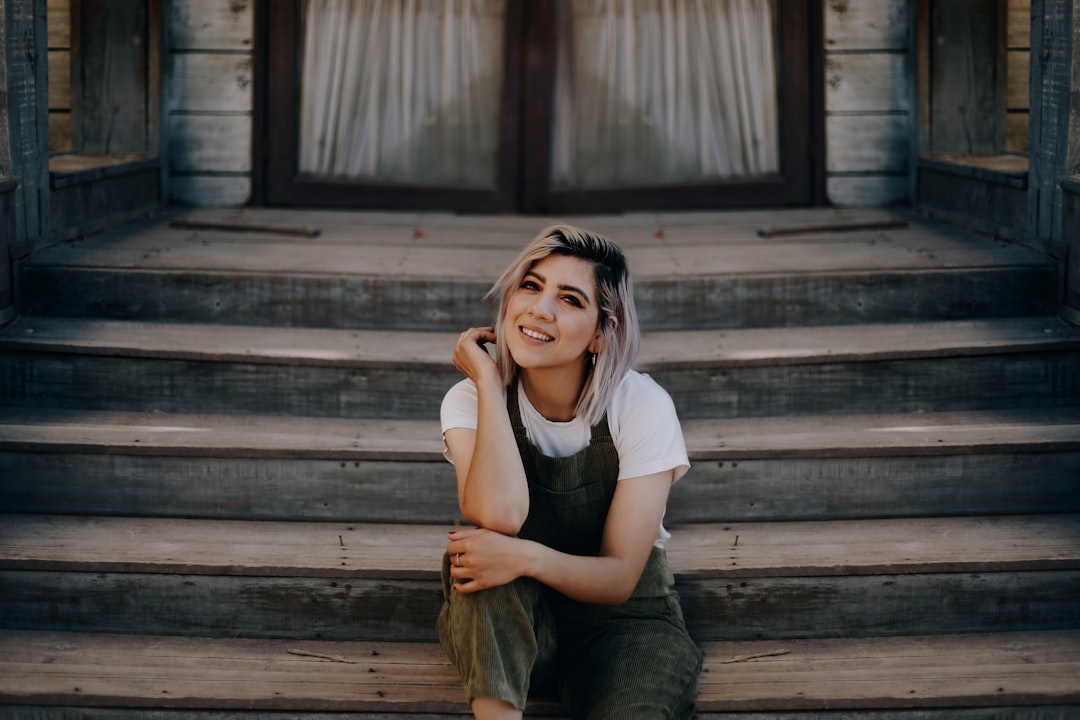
{"left": 487, "top": 224, "right": 640, "bottom": 426}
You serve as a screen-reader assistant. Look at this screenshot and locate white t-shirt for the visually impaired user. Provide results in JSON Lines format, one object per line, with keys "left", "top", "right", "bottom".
{"left": 440, "top": 370, "right": 690, "bottom": 547}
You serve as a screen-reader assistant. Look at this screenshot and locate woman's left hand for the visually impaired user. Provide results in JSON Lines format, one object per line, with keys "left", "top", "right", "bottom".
{"left": 446, "top": 527, "right": 529, "bottom": 593}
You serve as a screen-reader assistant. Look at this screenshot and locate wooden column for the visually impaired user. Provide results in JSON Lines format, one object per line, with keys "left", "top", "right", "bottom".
{"left": 1028, "top": 0, "right": 1080, "bottom": 323}
{"left": 2, "top": 0, "right": 50, "bottom": 259}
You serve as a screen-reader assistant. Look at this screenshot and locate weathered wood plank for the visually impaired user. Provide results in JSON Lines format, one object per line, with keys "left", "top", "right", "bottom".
{"left": 928, "top": 0, "right": 1005, "bottom": 153}
{"left": 1008, "top": 111, "right": 1031, "bottom": 153}
{"left": 169, "top": 175, "right": 251, "bottom": 207}
{"left": 917, "top": 160, "right": 1028, "bottom": 240}
{"left": 46, "top": 112, "right": 71, "bottom": 154}
{"left": 2, "top": 514, "right": 1076, "bottom": 580}
{"left": 825, "top": 53, "right": 910, "bottom": 113}
{"left": 19, "top": 205, "right": 1061, "bottom": 325}
{"left": 825, "top": 114, "right": 909, "bottom": 173}
{"left": 1008, "top": 50, "right": 1030, "bottom": 110}
{"left": 169, "top": 0, "right": 253, "bottom": 51}
{"left": 4, "top": 567, "right": 1077, "bottom": 643}
{"left": 0, "top": 707, "right": 1074, "bottom": 720}
{"left": 0, "top": 454, "right": 460, "bottom": 522}
{"left": 0, "top": 630, "right": 1077, "bottom": 712}
{"left": 1008, "top": 0, "right": 1031, "bottom": 48}
{"left": 169, "top": 53, "right": 252, "bottom": 113}
{"left": 825, "top": 0, "right": 909, "bottom": 51}
{"left": 46, "top": 50, "right": 69, "bottom": 109}
{"left": 696, "top": 631, "right": 1080, "bottom": 711}
{"left": 2, "top": 318, "right": 1075, "bottom": 419}
{"left": 73, "top": 0, "right": 149, "bottom": 153}
{"left": 11, "top": 405, "right": 1075, "bottom": 463}
{"left": 826, "top": 175, "right": 909, "bottom": 207}
{"left": 4, "top": 448, "right": 1078, "bottom": 521}
{"left": 46, "top": 0, "right": 70, "bottom": 49}
{"left": 168, "top": 114, "right": 252, "bottom": 172}
{"left": 3, "top": 316, "right": 1076, "bottom": 371}
{"left": 5, "top": 0, "right": 52, "bottom": 250}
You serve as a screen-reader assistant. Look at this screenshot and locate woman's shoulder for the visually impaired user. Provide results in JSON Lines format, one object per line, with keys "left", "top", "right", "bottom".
{"left": 608, "top": 370, "right": 679, "bottom": 426}
{"left": 440, "top": 378, "right": 479, "bottom": 432}
{"left": 611, "top": 369, "right": 675, "bottom": 408}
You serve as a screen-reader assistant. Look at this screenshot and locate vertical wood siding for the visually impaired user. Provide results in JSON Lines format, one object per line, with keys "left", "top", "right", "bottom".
{"left": 1006, "top": 0, "right": 1030, "bottom": 153}
{"left": 824, "top": 0, "right": 912, "bottom": 207}
{"left": 47, "top": 0, "right": 72, "bottom": 154}
{"left": 167, "top": 0, "right": 254, "bottom": 207}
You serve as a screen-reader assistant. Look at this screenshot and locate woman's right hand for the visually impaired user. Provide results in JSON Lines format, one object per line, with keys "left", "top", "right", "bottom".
{"left": 453, "top": 326, "right": 500, "bottom": 384}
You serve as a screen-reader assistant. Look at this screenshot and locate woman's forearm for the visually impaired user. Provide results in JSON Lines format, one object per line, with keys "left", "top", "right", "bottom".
{"left": 459, "top": 376, "right": 530, "bottom": 533}
{"left": 522, "top": 541, "right": 643, "bottom": 605}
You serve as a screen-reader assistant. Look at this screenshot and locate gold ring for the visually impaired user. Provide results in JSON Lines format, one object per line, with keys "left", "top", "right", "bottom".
{"left": 455, "top": 553, "right": 462, "bottom": 567}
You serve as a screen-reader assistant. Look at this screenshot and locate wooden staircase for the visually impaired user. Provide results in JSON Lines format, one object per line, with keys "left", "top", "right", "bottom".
{"left": 1, "top": 208, "right": 1079, "bottom": 718}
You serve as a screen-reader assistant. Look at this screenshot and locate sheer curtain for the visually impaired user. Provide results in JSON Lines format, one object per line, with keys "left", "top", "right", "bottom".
{"left": 551, "top": 0, "right": 779, "bottom": 189}
{"left": 298, "top": 0, "right": 505, "bottom": 187}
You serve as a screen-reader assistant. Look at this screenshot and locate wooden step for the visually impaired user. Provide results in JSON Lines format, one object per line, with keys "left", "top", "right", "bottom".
{"left": 2, "top": 514, "right": 1077, "bottom": 642}
{"left": 0, "top": 629, "right": 1077, "bottom": 715}
{"left": 2, "top": 406, "right": 1078, "bottom": 521}
{"left": 2, "top": 316, "right": 1077, "bottom": 419}
{"left": 18, "top": 209, "right": 1056, "bottom": 330}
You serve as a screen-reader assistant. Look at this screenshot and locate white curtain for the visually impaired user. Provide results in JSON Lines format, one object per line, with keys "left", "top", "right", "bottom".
{"left": 551, "top": 0, "right": 779, "bottom": 189}
{"left": 298, "top": 0, "right": 505, "bottom": 187}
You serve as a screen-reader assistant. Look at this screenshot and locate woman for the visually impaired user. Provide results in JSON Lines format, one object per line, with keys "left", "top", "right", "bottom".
{"left": 438, "top": 225, "right": 702, "bottom": 719}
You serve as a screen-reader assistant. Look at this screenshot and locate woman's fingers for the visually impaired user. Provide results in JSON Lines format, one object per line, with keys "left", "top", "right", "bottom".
{"left": 452, "top": 327, "right": 499, "bottom": 380}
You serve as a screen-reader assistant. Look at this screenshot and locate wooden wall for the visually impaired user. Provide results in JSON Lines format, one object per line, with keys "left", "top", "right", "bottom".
{"left": 1007, "top": 0, "right": 1030, "bottom": 153}
{"left": 46, "top": 0, "right": 72, "bottom": 154}
{"left": 167, "top": 0, "right": 254, "bottom": 207}
{"left": 823, "top": 0, "right": 912, "bottom": 207}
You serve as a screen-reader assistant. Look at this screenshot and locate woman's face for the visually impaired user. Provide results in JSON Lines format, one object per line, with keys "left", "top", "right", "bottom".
{"left": 503, "top": 253, "right": 602, "bottom": 374}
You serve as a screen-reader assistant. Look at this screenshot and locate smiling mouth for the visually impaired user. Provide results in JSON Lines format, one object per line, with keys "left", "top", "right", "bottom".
{"left": 520, "top": 327, "right": 554, "bottom": 342}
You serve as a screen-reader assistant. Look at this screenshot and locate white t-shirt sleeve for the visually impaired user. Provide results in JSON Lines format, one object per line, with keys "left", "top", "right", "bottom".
{"left": 440, "top": 379, "right": 480, "bottom": 464}
{"left": 609, "top": 372, "right": 691, "bottom": 484}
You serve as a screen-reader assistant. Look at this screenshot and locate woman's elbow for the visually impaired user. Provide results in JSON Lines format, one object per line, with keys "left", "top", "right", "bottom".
{"left": 459, "top": 502, "right": 527, "bottom": 536}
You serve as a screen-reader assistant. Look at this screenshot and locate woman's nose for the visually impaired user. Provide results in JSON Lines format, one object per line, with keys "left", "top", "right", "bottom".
{"left": 528, "top": 292, "right": 555, "bottom": 320}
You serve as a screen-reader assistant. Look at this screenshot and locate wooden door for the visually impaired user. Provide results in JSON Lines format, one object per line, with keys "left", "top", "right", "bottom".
{"left": 520, "top": 0, "right": 818, "bottom": 213}
{"left": 258, "top": 0, "right": 820, "bottom": 212}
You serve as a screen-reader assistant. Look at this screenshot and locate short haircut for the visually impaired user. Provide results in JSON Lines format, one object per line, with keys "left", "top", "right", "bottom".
{"left": 487, "top": 224, "right": 640, "bottom": 426}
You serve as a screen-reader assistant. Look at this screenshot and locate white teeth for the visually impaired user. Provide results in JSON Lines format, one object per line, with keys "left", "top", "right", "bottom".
{"left": 521, "top": 327, "right": 553, "bottom": 342}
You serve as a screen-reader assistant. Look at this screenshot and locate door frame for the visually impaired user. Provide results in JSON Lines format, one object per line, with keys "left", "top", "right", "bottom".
{"left": 253, "top": 0, "right": 824, "bottom": 212}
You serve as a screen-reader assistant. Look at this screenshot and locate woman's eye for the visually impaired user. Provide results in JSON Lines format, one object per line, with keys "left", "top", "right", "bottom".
{"left": 562, "top": 295, "right": 583, "bottom": 308}
{"left": 520, "top": 280, "right": 540, "bottom": 291}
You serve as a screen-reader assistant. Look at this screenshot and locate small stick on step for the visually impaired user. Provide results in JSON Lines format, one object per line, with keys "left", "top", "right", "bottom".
{"left": 756, "top": 219, "right": 907, "bottom": 237}
{"left": 288, "top": 649, "right": 357, "bottom": 664}
{"left": 719, "top": 649, "right": 791, "bottom": 664}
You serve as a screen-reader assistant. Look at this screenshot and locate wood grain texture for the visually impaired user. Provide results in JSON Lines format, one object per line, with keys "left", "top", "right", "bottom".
{"left": 169, "top": 54, "right": 253, "bottom": 114}
{"left": 168, "top": 114, "right": 252, "bottom": 173}
{"left": 0, "top": 630, "right": 1076, "bottom": 712}
{"left": 826, "top": 54, "right": 910, "bottom": 113}
{"left": 2, "top": 514, "right": 1077, "bottom": 580}
{"left": 825, "top": 0, "right": 909, "bottom": 51}
{"left": 169, "top": 0, "right": 253, "bottom": 51}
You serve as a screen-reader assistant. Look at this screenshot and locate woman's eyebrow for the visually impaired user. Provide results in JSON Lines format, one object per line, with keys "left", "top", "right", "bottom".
{"left": 526, "top": 270, "right": 592, "bottom": 304}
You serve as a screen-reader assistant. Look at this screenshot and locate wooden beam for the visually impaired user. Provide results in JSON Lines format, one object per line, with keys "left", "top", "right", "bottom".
{"left": 3, "top": 0, "right": 51, "bottom": 255}
{"left": 1028, "top": 0, "right": 1080, "bottom": 261}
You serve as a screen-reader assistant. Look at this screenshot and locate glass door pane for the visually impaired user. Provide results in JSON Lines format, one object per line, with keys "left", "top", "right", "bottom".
{"left": 550, "top": 0, "right": 779, "bottom": 190}
{"left": 297, "top": 0, "right": 507, "bottom": 188}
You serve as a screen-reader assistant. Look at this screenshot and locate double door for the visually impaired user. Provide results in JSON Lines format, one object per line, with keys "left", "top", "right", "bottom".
{"left": 262, "top": 0, "right": 818, "bottom": 212}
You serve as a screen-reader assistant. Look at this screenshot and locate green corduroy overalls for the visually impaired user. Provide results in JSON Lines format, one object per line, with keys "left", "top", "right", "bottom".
{"left": 437, "top": 382, "right": 703, "bottom": 719}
